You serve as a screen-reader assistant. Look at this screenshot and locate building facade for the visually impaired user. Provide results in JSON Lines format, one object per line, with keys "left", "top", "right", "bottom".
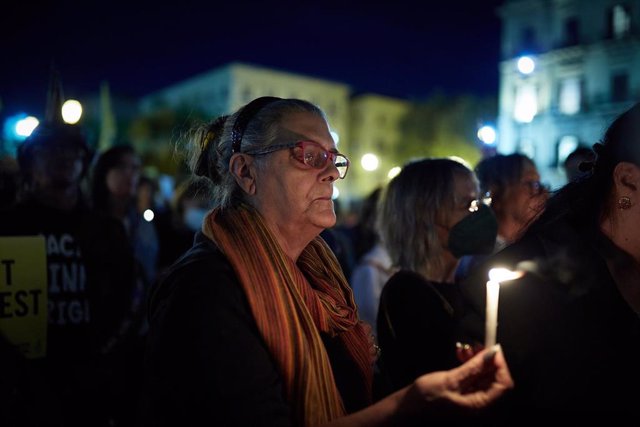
{"left": 139, "top": 62, "right": 410, "bottom": 203}
{"left": 347, "top": 94, "right": 411, "bottom": 198}
{"left": 497, "top": 0, "right": 640, "bottom": 188}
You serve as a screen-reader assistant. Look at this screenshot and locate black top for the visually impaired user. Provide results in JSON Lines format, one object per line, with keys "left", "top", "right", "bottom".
{"left": 376, "top": 270, "right": 464, "bottom": 393}
{"left": 0, "top": 198, "right": 138, "bottom": 425}
{"left": 141, "top": 232, "right": 368, "bottom": 427}
{"left": 459, "top": 215, "right": 640, "bottom": 423}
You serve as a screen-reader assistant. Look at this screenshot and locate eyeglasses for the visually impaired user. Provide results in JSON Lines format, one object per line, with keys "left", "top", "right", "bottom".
{"left": 246, "top": 140, "right": 350, "bottom": 179}
{"left": 466, "top": 196, "right": 492, "bottom": 213}
{"left": 522, "top": 180, "right": 549, "bottom": 196}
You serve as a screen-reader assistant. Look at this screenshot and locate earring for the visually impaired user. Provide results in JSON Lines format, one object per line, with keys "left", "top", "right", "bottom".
{"left": 618, "top": 196, "right": 632, "bottom": 210}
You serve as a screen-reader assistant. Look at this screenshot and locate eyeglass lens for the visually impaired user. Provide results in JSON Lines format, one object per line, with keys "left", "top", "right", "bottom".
{"left": 297, "top": 144, "right": 349, "bottom": 178}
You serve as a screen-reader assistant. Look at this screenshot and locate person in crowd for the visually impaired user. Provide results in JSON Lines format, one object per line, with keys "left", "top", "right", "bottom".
{"left": 475, "top": 153, "right": 547, "bottom": 250}
{"left": 91, "top": 145, "right": 160, "bottom": 287}
{"left": 455, "top": 153, "right": 548, "bottom": 281}
{"left": 156, "top": 176, "right": 215, "bottom": 271}
{"left": 563, "top": 145, "right": 595, "bottom": 182}
{"left": 0, "top": 122, "right": 138, "bottom": 426}
{"left": 350, "top": 187, "right": 384, "bottom": 262}
{"left": 350, "top": 187, "right": 394, "bottom": 336}
{"left": 375, "top": 158, "right": 499, "bottom": 399}
{"left": 460, "top": 102, "right": 640, "bottom": 423}
{"left": 141, "top": 97, "right": 513, "bottom": 426}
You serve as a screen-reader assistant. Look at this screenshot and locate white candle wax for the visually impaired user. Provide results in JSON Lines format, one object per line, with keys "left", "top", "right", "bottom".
{"left": 485, "top": 280, "right": 500, "bottom": 348}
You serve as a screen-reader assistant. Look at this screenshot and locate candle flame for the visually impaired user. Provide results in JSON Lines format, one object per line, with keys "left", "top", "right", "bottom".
{"left": 488, "top": 267, "right": 524, "bottom": 283}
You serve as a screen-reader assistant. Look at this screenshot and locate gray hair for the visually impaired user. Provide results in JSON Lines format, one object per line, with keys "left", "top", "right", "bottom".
{"left": 186, "top": 98, "right": 326, "bottom": 208}
{"left": 378, "top": 157, "right": 475, "bottom": 277}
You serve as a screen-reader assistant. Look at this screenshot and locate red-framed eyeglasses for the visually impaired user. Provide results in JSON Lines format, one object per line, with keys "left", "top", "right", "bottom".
{"left": 247, "top": 140, "right": 350, "bottom": 179}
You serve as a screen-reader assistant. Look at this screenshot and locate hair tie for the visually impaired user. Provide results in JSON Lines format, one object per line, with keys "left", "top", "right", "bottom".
{"left": 202, "top": 115, "right": 229, "bottom": 151}
{"left": 231, "top": 97, "right": 282, "bottom": 154}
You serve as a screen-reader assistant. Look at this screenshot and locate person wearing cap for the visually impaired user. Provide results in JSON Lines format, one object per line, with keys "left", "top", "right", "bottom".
{"left": 141, "top": 97, "right": 513, "bottom": 426}
{"left": 0, "top": 121, "right": 140, "bottom": 425}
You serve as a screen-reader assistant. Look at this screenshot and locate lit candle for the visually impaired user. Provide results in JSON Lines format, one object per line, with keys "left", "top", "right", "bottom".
{"left": 484, "top": 280, "right": 500, "bottom": 348}
{"left": 485, "top": 268, "right": 523, "bottom": 348}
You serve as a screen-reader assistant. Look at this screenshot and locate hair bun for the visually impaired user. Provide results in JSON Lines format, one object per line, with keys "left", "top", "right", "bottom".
{"left": 194, "top": 115, "right": 229, "bottom": 180}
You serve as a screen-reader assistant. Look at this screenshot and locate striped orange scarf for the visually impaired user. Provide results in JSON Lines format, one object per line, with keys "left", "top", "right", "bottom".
{"left": 202, "top": 204, "right": 372, "bottom": 426}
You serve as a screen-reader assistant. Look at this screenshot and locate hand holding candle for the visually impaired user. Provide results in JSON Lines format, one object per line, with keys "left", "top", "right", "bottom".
{"left": 485, "top": 268, "right": 523, "bottom": 348}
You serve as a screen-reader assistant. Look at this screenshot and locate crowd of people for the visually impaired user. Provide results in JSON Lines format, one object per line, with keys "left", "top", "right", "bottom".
{"left": 2, "top": 92, "right": 639, "bottom": 426}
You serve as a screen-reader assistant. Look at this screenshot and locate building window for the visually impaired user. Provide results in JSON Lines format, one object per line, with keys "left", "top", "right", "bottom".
{"left": 563, "top": 17, "right": 580, "bottom": 46}
{"left": 611, "top": 73, "right": 629, "bottom": 102}
{"left": 558, "top": 77, "right": 582, "bottom": 115}
{"left": 514, "top": 84, "right": 538, "bottom": 123}
{"left": 557, "top": 135, "right": 580, "bottom": 166}
{"left": 519, "top": 138, "right": 535, "bottom": 160}
{"left": 608, "top": 4, "right": 631, "bottom": 39}
{"left": 521, "top": 26, "right": 538, "bottom": 52}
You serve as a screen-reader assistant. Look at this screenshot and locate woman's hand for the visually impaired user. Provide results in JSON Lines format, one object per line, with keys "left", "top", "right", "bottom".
{"left": 455, "top": 341, "right": 484, "bottom": 363}
{"left": 416, "top": 345, "right": 514, "bottom": 410}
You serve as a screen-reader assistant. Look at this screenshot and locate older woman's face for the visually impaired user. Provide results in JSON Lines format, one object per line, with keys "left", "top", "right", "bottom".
{"left": 507, "top": 163, "right": 547, "bottom": 226}
{"left": 252, "top": 111, "right": 340, "bottom": 237}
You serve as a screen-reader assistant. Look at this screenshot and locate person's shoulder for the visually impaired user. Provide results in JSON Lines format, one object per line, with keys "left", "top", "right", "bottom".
{"left": 385, "top": 270, "right": 425, "bottom": 287}
{"left": 149, "top": 234, "right": 237, "bottom": 311}
{"left": 382, "top": 270, "right": 440, "bottom": 300}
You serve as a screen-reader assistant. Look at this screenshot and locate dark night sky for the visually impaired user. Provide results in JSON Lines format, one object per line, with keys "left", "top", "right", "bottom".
{"left": 0, "top": 0, "right": 504, "bottom": 118}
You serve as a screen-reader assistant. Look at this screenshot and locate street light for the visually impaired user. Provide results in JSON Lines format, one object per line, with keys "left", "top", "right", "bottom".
{"left": 361, "top": 153, "right": 379, "bottom": 171}
{"left": 61, "top": 99, "right": 83, "bottom": 124}
{"left": 517, "top": 55, "right": 536, "bottom": 75}
{"left": 15, "top": 116, "right": 40, "bottom": 138}
{"left": 477, "top": 125, "right": 497, "bottom": 145}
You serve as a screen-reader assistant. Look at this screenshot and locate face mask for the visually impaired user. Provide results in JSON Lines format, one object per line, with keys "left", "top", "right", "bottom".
{"left": 447, "top": 203, "right": 498, "bottom": 258}
{"left": 184, "top": 208, "right": 207, "bottom": 232}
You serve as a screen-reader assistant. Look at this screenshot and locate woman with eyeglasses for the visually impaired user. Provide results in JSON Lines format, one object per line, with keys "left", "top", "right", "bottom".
{"left": 455, "top": 153, "right": 548, "bottom": 283}
{"left": 474, "top": 153, "right": 548, "bottom": 250}
{"left": 140, "top": 97, "right": 513, "bottom": 426}
{"left": 374, "top": 158, "right": 499, "bottom": 407}
{"left": 459, "top": 102, "right": 640, "bottom": 423}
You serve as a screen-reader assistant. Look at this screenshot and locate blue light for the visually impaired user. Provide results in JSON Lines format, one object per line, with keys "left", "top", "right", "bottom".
{"left": 3, "top": 113, "right": 39, "bottom": 141}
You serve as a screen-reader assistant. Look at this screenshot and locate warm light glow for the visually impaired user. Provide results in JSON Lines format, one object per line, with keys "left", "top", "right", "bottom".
{"left": 361, "top": 153, "right": 379, "bottom": 171}
{"left": 485, "top": 280, "right": 500, "bottom": 348}
{"left": 15, "top": 116, "right": 39, "bottom": 137}
{"left": 517, "top": 56, "right": 535, "bottom": 74}
{"left": 387, "top": 166, "right": 401, "bottom": 179}
{"left": 62, "top": 99, "right": 83, "bottom": 124}
{"left": 488, "top": 267, "right": 524, "bottom": 282}
{"left": 143, "top": 209, "right": 155, "bottom": 222}
{"left": 477, "top": 125, "right": 497, "bottom": 145}
{"left": 485, "top": 267, "right": 523, "bottom": 348}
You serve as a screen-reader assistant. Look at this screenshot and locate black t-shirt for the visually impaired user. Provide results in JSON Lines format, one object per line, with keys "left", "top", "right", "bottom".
{"left": 376, "top": 270, "right": 463, "bottom": 393}
{"left": 0, "top": 198, "right": 138, "bottom": 425}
